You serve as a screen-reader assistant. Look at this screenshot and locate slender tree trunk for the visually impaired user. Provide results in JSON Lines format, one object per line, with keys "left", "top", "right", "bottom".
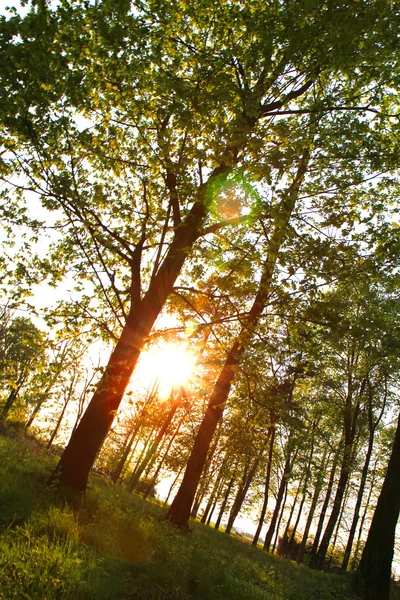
{"left": 225, "top": 453, "right": 261, "bottom": 535}
{"left": 253, "top": 425, "right": 276, "bottom": 546}
{"left": 128, "top": 400, "right": 179, "bottom": 491}
{"left": 191, "top": 426, "right": 222, "bottom": 518}
{"left": 167, "top": 152, "right": 310, "bottom": 528}
{"left": 26, "top": 393, "right": 47, "bottom": 428}
{"left": 272, "top": 486, "right": 288, "bottom": 554}
{"left": 263, "top": 442, "right": 297, "bottom": 552}
{"left": 164, "top": 466, "right": 184, "bottom": 507}
{"left": 278, "top": 474, "right": 304, "bottom": 556}
{"left": 314, "top": 442, "right": 354, "bottom": 568}
{"left": 201, "top": 461, "right": 227, "bottom": 524}
{"left": 1, "top": 387, "right": 21, "bottom": 419}
{"left": 342, "top": 379, "right": 386, "bottom": 572}
{"left": 47, "top": 396, "right": 70, "bottom": 449}
{"left": 214, "top": 476, "right": 235, "bottom": 531}
{"left": 191, "top": 486, "right": 206, "bottom": 519}
{"left": 341, "top": 436, "right": 374, "bottom": 571}
{"left": 143, "top": 416, "right": 183, "bottom": 499}
{"left": 351, "top": 458, "right": 378, "bottom": 570}
{"left": 288, "top": 488, "right": 306, "bottom": 557}
{"left": 54, "top": 192, "right": 211, "bottom": 492}
{"left": 328, "top": 480, "right": 350, "bottom": 570}
{"left": 355, "top": 411, "right": 400, "bottom": 600}
{"left": 310, "top": 445, "right": 341, "bottom": 566}
{"left": 47, "top": 375, "right": 76, "bottom": 449}
{"left": 127, "top": 427, "right": 155, "bottom": 485}
{"left": 207, "top": 477, "right": 226, "bottom": 526}
{"left": 111, "top": 423, "right": 141, "bottom": 484}
{"left": 297, "top": 447, "right": 329, "bottom": 563}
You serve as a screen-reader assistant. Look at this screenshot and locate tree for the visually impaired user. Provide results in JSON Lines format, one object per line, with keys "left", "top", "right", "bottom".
{"left": 0, "top": 315, "right": 46, "bottom": 419}
{"left": 355, "top": 411, "right": 400, "bottom": 600}
{"left": 1, "top": 0, "right": 398, "bottom": 493}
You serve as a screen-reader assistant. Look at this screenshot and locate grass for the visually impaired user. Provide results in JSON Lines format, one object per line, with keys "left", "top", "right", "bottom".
{"left": 0, "top": 426, "right": 364, "bottom": 600}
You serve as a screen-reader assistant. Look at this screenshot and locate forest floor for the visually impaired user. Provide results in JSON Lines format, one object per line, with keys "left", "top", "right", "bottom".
{"left": 0, "top": 423, "right": 386, "bottom": 600}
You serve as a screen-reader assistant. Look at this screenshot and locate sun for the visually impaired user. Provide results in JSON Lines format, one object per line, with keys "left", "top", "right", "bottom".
{"left": 138, "top": 341, "right": 195, "bottom": 399}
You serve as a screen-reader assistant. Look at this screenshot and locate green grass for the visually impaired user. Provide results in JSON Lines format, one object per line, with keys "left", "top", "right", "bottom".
{"left": 0, "top": 428, "right": 363, "bottom": 600}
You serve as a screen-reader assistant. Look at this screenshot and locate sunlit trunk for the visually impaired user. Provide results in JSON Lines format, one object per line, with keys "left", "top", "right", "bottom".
{"left": 53, "top": 197, "right": 207, "bottom": 492}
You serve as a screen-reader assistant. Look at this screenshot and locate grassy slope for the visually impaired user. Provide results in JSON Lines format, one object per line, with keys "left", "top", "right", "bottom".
{"left": 0, "top": 427, "right": 361, "bottom": 600}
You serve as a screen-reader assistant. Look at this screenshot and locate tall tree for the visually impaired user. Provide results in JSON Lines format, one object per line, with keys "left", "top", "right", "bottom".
{"left": 1, "top": 0, "right": 398, "bottom": 493}
{"left": 355, "top": 412, "right": 400, "bottom": 600}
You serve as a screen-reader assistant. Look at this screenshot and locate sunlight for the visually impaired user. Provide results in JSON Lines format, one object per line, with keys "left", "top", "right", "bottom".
{"left": 139, "top": 342, "right": 195, "bottom": 399}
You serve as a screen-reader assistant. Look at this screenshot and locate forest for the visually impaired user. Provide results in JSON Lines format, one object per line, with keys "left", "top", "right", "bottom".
{"left": 0, "top": 0, "right": 400, "bottom": 599}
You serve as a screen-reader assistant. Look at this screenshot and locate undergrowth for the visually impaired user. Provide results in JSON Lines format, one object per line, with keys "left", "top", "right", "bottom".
{"left": 0, "top": 428, "right": 364, "bottom": 599}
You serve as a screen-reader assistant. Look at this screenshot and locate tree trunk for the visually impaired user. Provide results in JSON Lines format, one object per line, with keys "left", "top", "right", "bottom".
{"left": 253, "top": 425, "right": 276, "bottom": 546}
{"left": 166, "top": 340, "right": 240, "bottom": 527}
{"left": 297, "top": 447, "right": 329, "bottom": 563}
{"left": 263, "top": 441, "right": 296, "bottom": 552}
{"left": 26, "top": 394, "right": 47, "bottom": 428}
{"left": 128, "top": 400, "right": 179, "bottom": 491}
{"left": 164, "top": 466, "right": 184, "bottom": 507}
{"left": 309, "top": 445, "right": 340, "bottom": 566}
{"left": 341, "top": 435, "right": 374, "bottom": 571}
{"left": 328, "top": 480, "right": 349, "bottom": 570}
{"left": 355, "top": 411, "right": 400, "bottom": 600}
{"left": 143, "top": 415, "right": 183, "bottom": 499}
{"left": 191, "top": 427, "right": 222, "bottom": 518}
{"left": 351, "top": 457, "right": 378, "bottom": 570}
{"left": 111, "top": 423, "right": 141, "bottom": 484}
{"left": 314, "top": 443, "right": 354, "bottom": 568}
{"left": 207, "top": 477, "right": 226, "bottom": 526}
{"left": 47, "top": 374, "right": 76, "bottom": 449}
{"left": 278, "top": 473, "right": 304, "bottom": 556}
{"left": 272, "top": 486, "right": 288, "bottom": 554}
{"left": 201, "top": 459, "right": 227, "bottom": 523}
{"left": 214, "top": 476, "right": 235, "bottom": 531}
{"left": 47, "top": 395, "right": 70, "bottom": 449}
{"left": 54, "top": 190, "right": 210, "bottom": 492}
{"left": 225, "top": 453, "right": 262, "bottom": 535}
{"left": 1, "top": 387, "right": 20, "bottom": 419}
{"left": 166, "top": 151, "right": 310, "bottom": 528}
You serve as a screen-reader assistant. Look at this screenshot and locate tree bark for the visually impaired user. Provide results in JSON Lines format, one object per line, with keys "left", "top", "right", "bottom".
{"left": 128, "top": 400, "right": 179, "bottom": 491}
{"left": 164, "top": 466, "right": 184, "bottom": 507}
{"left": 54, "top": 190, "right": 210, "bottom": 492}
{"left": 225, "top": 453, "right": 262, "bottom": 535}
{"left": 201, "top": 460, "right": 227, "bottom": 524}
{"left": 342, "top": 378, "right": 386, "bottom": 571}
{"left": 143, "top": 415, "right": 183, "bottom": 499}
{"left": 351, "top": 457, "right": 378, "bottom": 570}
{"left": 297, "top": 447, "right": 329, "bottom": 563}
{"left": 309, "top": 444, "right": 341, "bottom": 566}
{"left": 167, "top": 151, "right": 310, "bottom": 528}
{"left": 207, "top": 477, "right": 226, "bottom": 525}
{"left": 214, "top": 476, "right": 235, "bottom": 531}
{"left": 263, "top": 441, "right": 297, "bottom": 552}
{"left": 355, "top": 411, "right": 400, "bottom": 600}
{"left": 272, "top": 486, "right": 288, "bottom": 554}
{"left": 313, "top": 380, "right": 362, "bottom": 570}
{"left": 191, "top": 426, "right": 222, "bottom": 518}
{"left": 341, "top": 436, "right": 374, "bottom": 571}
{"left": 253, "top": 425, "right": 276, "bottom": 546}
